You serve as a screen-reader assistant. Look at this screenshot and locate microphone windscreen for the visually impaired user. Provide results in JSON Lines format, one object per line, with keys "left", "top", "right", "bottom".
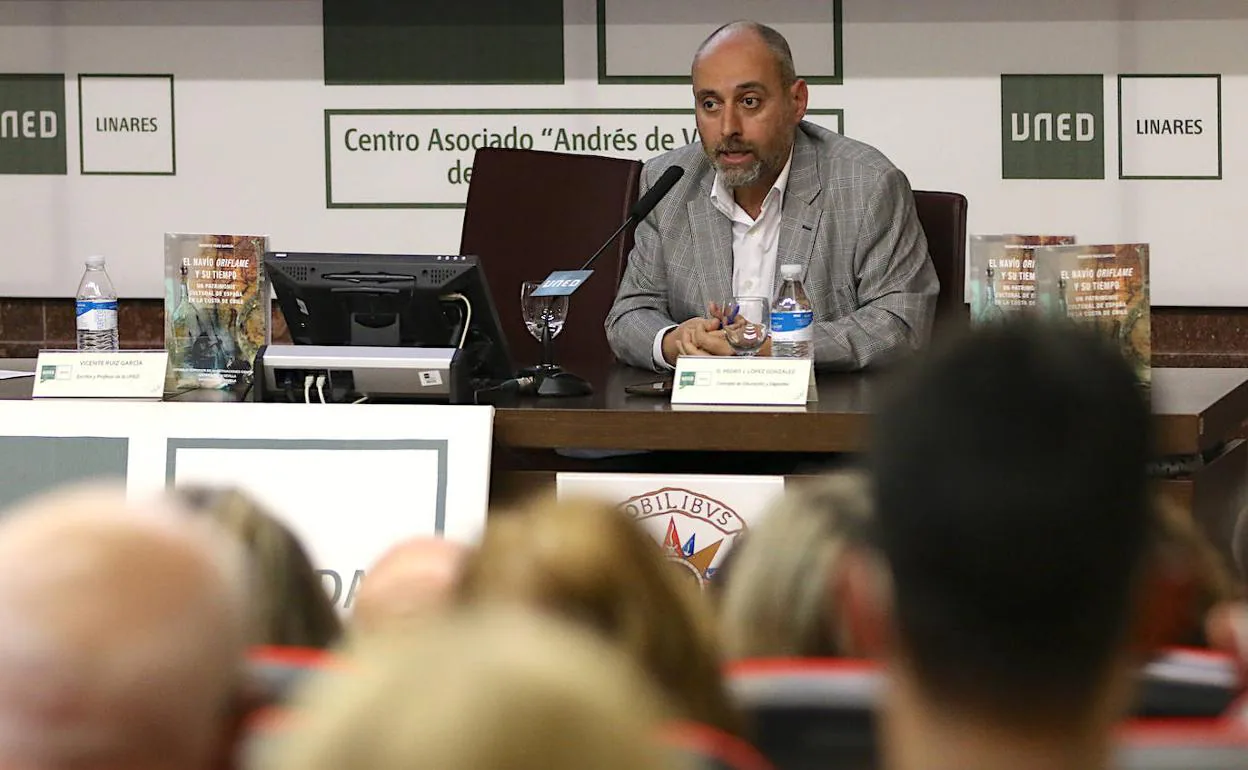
{"left": 628, "top": 165, "right": 685, "bottom": 221}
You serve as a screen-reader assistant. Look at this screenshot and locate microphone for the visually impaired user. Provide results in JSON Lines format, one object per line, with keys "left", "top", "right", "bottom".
{"left": 518, "top": 164, "right": 685, "bottom": 398}
{"left": 628, "top": 165, "right": 686, "bottom": 225}
{"left": 580, "top": 165, "right": 685, "bottom": 271}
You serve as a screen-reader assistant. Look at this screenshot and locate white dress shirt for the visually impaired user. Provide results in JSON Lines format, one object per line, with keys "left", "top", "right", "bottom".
{"left": 651, "top": 148, "right": 794, "bottom": 369}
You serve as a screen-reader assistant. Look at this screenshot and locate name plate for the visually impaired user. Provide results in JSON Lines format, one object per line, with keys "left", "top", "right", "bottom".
{"left": 32, "top": 350, "right": 168, "bottom": 399}
{"left": 671, "top": 355, "right": 813, "bottom": 406}
{"left": 530, "top": 269, "right": 595, "bottom": 297}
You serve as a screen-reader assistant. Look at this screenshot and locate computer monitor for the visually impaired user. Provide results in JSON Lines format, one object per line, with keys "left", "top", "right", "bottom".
{"left": 264, "top": 251, "right": 513, "bottom": 382}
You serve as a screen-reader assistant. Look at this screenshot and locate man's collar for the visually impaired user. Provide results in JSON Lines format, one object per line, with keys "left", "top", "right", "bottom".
{"left": 709, "top": 144, "right": 795, "bottom": 218}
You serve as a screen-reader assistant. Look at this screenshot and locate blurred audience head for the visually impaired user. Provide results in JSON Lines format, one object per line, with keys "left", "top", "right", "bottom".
{"left": 259, "top": 608, "right": 686, "bottom": 770}
{"left": 0, "top": 482, "right": 250, "bottom": 770}
{"left": 1233, "top": 503, "right": 1248, "bottom": 587}
{"left": 176, "top": 485, "right": 342, "bottom": 649}
{"left": 868, "top": 320, "right": 1155, "bottom": 732}
{"left": 719, "top": 471, "right": 873, "bottom": 659}
{"left": 1151, "top": 498, "right": 1242, "bottom": 646}
{"left": 458, "top": 497, "right": 741, "bottom": 734}
{"left": 351, "top": 536, "right": 467, "bottom": 634}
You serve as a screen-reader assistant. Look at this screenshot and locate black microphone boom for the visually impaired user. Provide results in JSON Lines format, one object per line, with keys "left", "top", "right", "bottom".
{"left": 579, "top": 165, "right": 684, "bottom": 271}
{"left": 515, "top": 165, "right": 684, "bottom": 399}
{"left": 629, "top": 165, "right": 686, "bottom": 221}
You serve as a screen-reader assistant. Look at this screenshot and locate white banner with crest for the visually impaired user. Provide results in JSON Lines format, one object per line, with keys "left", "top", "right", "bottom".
{"left": 555, "top": 472, "right": 786, "bottom": 586}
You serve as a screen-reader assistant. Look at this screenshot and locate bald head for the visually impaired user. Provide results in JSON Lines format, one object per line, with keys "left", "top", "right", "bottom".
{"left": 694, "top": 20, "right": 797, "bottom": 89}
{"left": 352, "top": 537, "right": 467, "bottom": 634}
{"left": 0, "top": 483, "right": 249, "bottom": 770}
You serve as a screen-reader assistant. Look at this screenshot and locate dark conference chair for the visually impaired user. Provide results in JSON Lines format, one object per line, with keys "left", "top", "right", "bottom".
{"left": 727, "top": 659, "right": 879, "bottom": 770}
{"left": 246, "top": 645, "right": 335, "bottom": 706}
{"left": 459, "top": 147, "right": 643, "bottom": 377}
{"left": 1134, "top": 648, "right": 1242, "bottom": 718}
{"left": 912, "top": 189, "right": 969, "bottom": 338}
{"left": 660, "top": 721, "right": 777, "bottom": 770}
{"left": 727, "top": 652, "right": 1243, "bottom": 770}
{"left": 1116, "top": 720, "right": 1248, "bottom": 770}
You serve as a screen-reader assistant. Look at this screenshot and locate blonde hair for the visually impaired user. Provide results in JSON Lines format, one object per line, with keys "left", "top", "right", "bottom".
{"left": 719, "top": 472, "right": 873, "bottom": 660}
{"left": 261, "top": 609, "right": 686, "bottom": 770}
{"left": 458, "top": 497, "right": 741, "bottom": 734}
{"left": 176, "top": 486, "right": 342, "bottom": 649}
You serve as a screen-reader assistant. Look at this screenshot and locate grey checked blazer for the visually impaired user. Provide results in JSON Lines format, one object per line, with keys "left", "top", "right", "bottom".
{"left": 605, "top": 121, "right": 939, "bottom": 371}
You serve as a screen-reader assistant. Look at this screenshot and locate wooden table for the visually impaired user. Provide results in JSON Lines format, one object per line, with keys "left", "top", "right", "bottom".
{"left": 8, "top": 358, "right": 1241, "bottom": 456}
{"left": 3, "top": 358, "right": 1246, "bottom": 568}
{"left": 488, "top": 363, "right": 1248, "bottom": 571}
{"left": 493, "top": 364, "right": 1248, "bottom": 457}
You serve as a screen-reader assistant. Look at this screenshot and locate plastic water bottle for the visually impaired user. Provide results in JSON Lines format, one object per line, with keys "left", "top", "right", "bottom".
{"left": 76, "top": 255, "right": 120, "bottom": 351}
{"left": 770, "top": 264, "right": 813, "bottom": 359}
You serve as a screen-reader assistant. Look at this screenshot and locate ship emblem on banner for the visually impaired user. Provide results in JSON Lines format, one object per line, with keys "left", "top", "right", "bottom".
{"left": 555, "top": 473, "right": 786, "bottom": 587}
{"left": 619, "top": 487, "right": 747, "bottom": 587}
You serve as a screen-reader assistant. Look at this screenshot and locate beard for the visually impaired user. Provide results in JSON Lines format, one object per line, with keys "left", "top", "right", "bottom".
{"left": 705, "top": 138, "right": 784, "bottom": 189}
{"left": 716, "top": 156, "right": 763, "bottom": 189}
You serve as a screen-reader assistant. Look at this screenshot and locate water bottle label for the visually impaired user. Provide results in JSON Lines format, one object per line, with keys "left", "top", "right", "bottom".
{"left": 76, "top": 299, "right": 118, "bottom": 331}
{"left": 770, "top": 310, "right": 813, "bottom": 334}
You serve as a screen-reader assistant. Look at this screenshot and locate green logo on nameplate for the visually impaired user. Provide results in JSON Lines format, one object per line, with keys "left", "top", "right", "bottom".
{"left": 679, "top": 372, "right": 697, "bottom": 388}
{"left": 1001, "top": 74, "right": 1104, "bottom": 179}
{"left": 0, "top": 74, "right": 67, "bottom": 175}
{"left": 39, "top": 365, "right": 59, "bottom": 381}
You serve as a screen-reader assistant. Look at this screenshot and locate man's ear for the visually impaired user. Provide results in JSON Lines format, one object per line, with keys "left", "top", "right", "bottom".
{"left": 1128, "top": 544, "right": 1199, "bottom": 655}
{"left": 791, "top": 78, "right": 809, "bottom": 122}
{"left": 830, "top": 546, "right": 891, "bottom": 658}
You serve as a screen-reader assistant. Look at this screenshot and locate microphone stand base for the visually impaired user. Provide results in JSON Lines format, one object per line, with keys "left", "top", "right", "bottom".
{"left": 535, "top": 370, "right": 593, "bottom": 398}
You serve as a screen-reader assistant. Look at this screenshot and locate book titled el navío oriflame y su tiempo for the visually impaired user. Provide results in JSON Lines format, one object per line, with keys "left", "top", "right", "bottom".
{"left": 163, "top": 233, "right": 271, "bottom": 396}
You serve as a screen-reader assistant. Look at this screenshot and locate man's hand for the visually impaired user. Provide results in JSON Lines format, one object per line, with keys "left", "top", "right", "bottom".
{"left": 709, "top": 301, "right": 773, "bottom": 357}
{"left": 662, "top": 317, "right": 733, "bottom": 365}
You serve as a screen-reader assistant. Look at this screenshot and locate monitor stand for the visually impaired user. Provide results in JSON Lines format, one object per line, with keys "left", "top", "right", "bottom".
{"left": 349, "top": 314, "right": 401, "bottom": 347}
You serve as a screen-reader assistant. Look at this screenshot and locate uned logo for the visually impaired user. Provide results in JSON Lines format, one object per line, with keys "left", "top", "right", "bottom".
{"left": 1001, "top": 74, "right": 1104, "bottom": 180}
{"left": 0, "top": 73, "right": 66, "bottom": 175}
{"left": 619, "top": 487, "right": 747, "bottom": 588}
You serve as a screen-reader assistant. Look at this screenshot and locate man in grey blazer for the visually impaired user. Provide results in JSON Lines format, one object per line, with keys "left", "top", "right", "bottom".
{"left": 606, "top": 21, "right": 939, "bottom": 371}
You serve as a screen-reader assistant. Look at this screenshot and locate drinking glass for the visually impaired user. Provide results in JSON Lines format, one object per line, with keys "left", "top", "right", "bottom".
{"left": 719, "top": 296, "right": 769, "bottom": 356}
{"left": 520, "top": 281, "right": 569, "bottom": 343}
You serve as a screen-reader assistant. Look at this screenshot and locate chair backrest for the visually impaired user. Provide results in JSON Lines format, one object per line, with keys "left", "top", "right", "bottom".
{"left": 1116, "top": 720, "right": 1248, "bottom": 770}
{"left": 1134, "top": 648, "right": 1242, "bottom": 719}
{"left": 726, "top": 658, "right": 880, "bottom": 770}
{"left": 246, "top": 645, "right": 335, "bottom": 707}
{"left": 912, "top": 190, "right": 968, "bottom": 338}
{"left": 459, "top": 147, "right": 643, "bottom": 375}
{"left": 660, "top": 721, "right": 777, "bottom": 770}
{"left": 727, "top": 653, "right": 1243, "bottom": 770}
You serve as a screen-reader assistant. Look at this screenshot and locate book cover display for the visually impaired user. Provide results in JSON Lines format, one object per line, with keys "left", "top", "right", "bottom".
{"left": 163, "top": 233, "right": 270, "bottom": 395}
{"left": 1035, "top": 243, "right": 1151, "bottom": 385}
{"left": 969, "top": 234, "right": 1076, "bottom": 322}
